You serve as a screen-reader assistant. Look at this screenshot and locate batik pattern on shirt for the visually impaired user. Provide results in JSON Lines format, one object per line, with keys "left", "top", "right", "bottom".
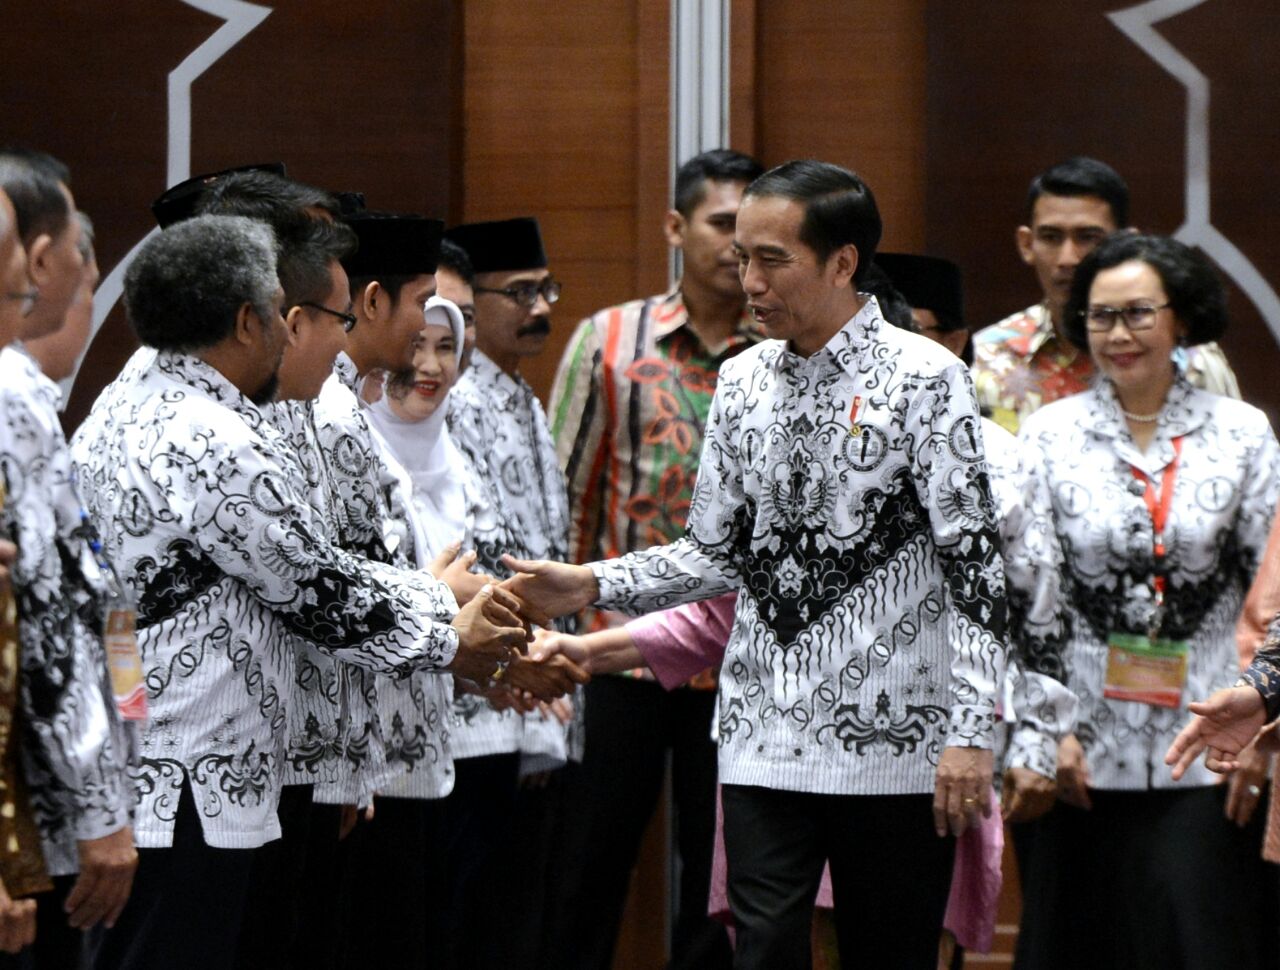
{"left": 0, "top": 347, "right": 135, "bottom": 876}
{"left": 311, "top": 354, "right": 456, "bottom": 802}
{"left": 590, "top": 299, "right": 1008, "bottom": 796}
{"left": 550, "top": 287, "right": 763, "bottom": 688}
{"left": 1010, "top": 376, "right": 1279, "bottom": 789}
{"left": 971, "top": 303, "right": 1239, "bottom": 434}
{"left": 450, "top": 351, "right": 580, "bottom": 765}
{"left": 71, "top": 351, "right": 459, "bottom": 848}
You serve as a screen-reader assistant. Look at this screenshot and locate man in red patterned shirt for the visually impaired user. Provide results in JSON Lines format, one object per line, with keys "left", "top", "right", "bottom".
{"left": 548, "top": 148, "right": 763, "bottom": 970}
{"left": 972, "top": 157, "right": 1238, "bottom": 434}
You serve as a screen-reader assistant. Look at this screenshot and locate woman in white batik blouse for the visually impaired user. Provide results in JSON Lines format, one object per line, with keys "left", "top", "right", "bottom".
{"left": 1009, "top": 233, "right": 1279, "bottom": 970}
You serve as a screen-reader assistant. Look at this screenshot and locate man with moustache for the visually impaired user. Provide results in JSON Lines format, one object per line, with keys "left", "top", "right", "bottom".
{"left": 443, "top": 217, "right": 577, "bottom": 969}
{"left": 547, "top": 148, "right": 764, "bottom": 970}
{"left": 72, "top": 215, "right": 528, "bottom": 970}
{"left": 971, "top": 156, "right": 1237, "bottom": 434}
{"left": 0, "top": 152, "right": 136, "bottom": 969}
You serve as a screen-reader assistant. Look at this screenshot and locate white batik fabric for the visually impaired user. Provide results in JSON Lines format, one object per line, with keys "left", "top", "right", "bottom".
{"left": 589, "top": 299, "right": 1008, "bottom": 796}
{"left": 449, "top": 351, "right": 582, "bottom": 767}
{"left": 980, "top": 418, "right": 1078, "bottom": 783}
{"left": 71, "top": 351, "right": 459, "bottom": 848}
{"left": 1010, "top": 375, "right": 1279, "bottom": 790}
{"left": 312, "top": 354, "right": 455, "bottom": 802}
{"left": 0, "top": 347, "right": 135, "bottom": 875}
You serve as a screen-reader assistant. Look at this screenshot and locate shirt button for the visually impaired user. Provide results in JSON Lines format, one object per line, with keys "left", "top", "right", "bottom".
{"left": 793, "top": 748, "right": 803, "bottom": 757}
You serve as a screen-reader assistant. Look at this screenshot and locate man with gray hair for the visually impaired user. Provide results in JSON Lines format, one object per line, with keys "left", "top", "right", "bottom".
{"left": 72, "top": 215, "right": 529, "bottom": 969}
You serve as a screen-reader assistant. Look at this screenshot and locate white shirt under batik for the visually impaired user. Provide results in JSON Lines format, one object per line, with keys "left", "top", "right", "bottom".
{"left": 449, "top": 351, "right": 581, "bottom": 768}
{"left": 0, "top": 346, "right": 135, "bottom": 875}
{"left": 589, "top": 298, "right": 1008, "bottom": 796}
{"left": 71, "top": 351, "right": 460, "bottom": 848}
{"left": 1010, "top": 375, "right": 1279, "bottom": 790}
{"left": 312, "top": 354, "right": 455, "bottom": 801}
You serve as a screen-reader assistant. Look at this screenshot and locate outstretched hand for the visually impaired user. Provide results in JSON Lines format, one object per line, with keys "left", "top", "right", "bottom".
{"left": 499, "top": 556, "right": 599, "bottom": 620}
{"left": 446, "top": 585, "right": 532, "bottom": 685}
{"left": 504, "top": 653, "right": 590, "bottom": 701}
{"left": 1165, "top": 685, "right": 1267, "bottom": 780}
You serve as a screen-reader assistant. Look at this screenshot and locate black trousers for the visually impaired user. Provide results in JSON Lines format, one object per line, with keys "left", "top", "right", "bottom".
{"left": 1014, "top": 786, "right": 1280, "bottom": 970}
{"left": 721, "top": 785, "right": 954, "bottom": 970}
{"left": 550, "top": 677, "right": 729, "bottom": 970}
{"left": 90, "top": 783, "right": 255, "bottom": 970}
{"left": 338, "top": 794, "right": 449, "bottom": 970}
{"left": 441, "top": 753, "right": 520, "bottom": 970}
{"left": 235, "top": 785, "right": 344, "bottom": 970}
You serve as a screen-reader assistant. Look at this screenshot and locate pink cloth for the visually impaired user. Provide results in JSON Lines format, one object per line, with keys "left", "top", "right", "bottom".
{"left": 626, "top": 592, "right": 736, "bottom": 689}
{"left": 707, "top": 787, "right": 1004, "bottom": 953}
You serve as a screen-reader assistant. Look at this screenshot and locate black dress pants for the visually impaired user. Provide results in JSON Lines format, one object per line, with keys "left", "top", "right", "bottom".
{"left": 721, "top": 785, "right": 954, "bottom": 970}
{"left": 551, "top": 677, "right": 729, "bottom": 970}
{"left": 90, "top": 783, "right": 256, "bottom": 970}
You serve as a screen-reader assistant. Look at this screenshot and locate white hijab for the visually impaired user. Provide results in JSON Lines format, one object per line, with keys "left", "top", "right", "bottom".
{"left": 365, "top": 296, "right": 470, "bottom": 560}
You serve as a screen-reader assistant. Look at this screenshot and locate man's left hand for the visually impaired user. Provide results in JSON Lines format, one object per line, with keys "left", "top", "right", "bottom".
{"left": 933, "top": 747, "right": 992, "bottom": 838}
{"left": 504, "top": 653, "right": 590, "bottom": 702}
{"left": 66, "top": 826, "right": 137, "bottom": 930}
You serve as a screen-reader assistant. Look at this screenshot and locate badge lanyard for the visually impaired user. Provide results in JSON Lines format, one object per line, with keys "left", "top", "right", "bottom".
{"left": 80, "top": 510, "right": 148, "bottom": 721}
{"left": 1128, "top": 436, "right": 1184, "bottom": 640}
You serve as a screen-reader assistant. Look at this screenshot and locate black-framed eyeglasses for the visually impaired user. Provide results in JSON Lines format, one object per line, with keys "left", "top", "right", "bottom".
{"left": 1082, "top": 302, "right": 1169, "bottom": 333}
{"left": 297, "top": 301, "right": 358, "bottom": 333}
{"left": 474, "top": 278, "right": 561, "bottom": 308}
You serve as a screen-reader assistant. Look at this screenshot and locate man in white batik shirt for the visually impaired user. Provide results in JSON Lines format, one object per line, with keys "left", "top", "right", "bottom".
{"left": 505, "top": 162, "right": 1009, "bottom": 970}
{"left": 442, "top": 217, "right": 584, "bottom": 968}
{"left": 71, "top": 215, "right": 528, "bottom": 970}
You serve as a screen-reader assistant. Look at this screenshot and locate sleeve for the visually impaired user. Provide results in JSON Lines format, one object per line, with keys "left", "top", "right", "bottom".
{"left": 627, "top": 592, "right": 737, "bottom": 690}
{"left": 548, "top": 316, "right": 609, "bottom": 564}
{"left": 1230, "top": 416, "right": 1280, "bottom": 666}
{"left": 1185, "top": 341, "right": 1241, "bottom": 399}
{"left": 1241, "top": 614, "right": 1280, "bottom": 723}
{"left": 1001, "top": 433, "right": 1073, "bottom": 775}
{"left": 588, "top": 368, "right": 745, "bottom": 615}
{"left": 143, "top": 417, "right": 460, "bottom": 677}
{"left": 1237, "top": 500, "right": 1280, "bottom": 667}
{"left": 907, "top": 362, "right": 1008, "bottom": 750}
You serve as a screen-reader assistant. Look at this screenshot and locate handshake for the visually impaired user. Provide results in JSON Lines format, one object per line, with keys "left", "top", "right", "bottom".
{"left": 435, "top": 546, "right": 600, "bottom": 706}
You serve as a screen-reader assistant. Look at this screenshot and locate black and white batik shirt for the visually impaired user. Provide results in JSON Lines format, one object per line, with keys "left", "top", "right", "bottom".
{"left": 590, "top": 298, "right": 1008, "bottom": 796}
{"left": 1010, "top": 375, "right": 1279, "bottom": 790}
{"left": 450, "top": 351, "right": 582, "bottom": 768}
{"left": 311, "top": 354, "right": 456, "bottom": 802}
{"left": 72, "top": 351, "right": 459, "bottom": 848}
{"left": 0, "top": 346, "right": 134, "bottom": 875}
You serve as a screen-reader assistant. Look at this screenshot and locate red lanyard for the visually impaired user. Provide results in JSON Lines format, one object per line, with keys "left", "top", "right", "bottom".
{"left": 1128, "top": 436, "right": 1184, "bottom": 602}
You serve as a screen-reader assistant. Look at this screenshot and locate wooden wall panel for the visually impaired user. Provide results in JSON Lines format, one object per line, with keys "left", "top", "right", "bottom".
{"left": 748, "top": 0, "right": 928, "bottom": 254}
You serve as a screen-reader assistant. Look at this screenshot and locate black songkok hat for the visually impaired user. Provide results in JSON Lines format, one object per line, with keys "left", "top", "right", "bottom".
{"left": 873, "top": 253, "right": 964, "bottom": 326}
{"left": 151, "top": 162, "right": 287, "bottom": 229}
{"left": 444, "top": 217, "right": 547, "bottom": 273}
{"left": 341, "top": 211, "right": 444, "bottom": 278}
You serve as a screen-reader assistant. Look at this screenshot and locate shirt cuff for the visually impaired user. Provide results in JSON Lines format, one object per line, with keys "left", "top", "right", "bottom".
{"left": 1004, "top": 725, "right": 1057, "bottom": 781}
{"left": 946, "top": 704, "right": 996, "bottom": 750}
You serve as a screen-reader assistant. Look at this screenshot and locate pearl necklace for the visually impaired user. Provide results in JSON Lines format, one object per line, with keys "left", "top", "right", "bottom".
{"left": 1121, "top": 407, "right": 1162, "bottom": 423}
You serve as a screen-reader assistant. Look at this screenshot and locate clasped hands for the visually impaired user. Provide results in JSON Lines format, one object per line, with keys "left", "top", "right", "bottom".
{"left": 434, "top": 545, "right": 593, "bottom": 704}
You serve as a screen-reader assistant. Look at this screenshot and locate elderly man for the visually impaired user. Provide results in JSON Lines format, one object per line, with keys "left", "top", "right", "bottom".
{"left": 71, "top": 215, "right": 528, "bottom": 970}
{"left": 505, "top": 161, "right": 1009, "bottom": 970}
{"left": 0, "top": 152, "right": 136, "bottom": 970}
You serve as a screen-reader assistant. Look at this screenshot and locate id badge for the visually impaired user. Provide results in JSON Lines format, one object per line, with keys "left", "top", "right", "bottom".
{"left": 104, "top": 607, "right": 148, "bottom": 721}
{"left": 1103, "top": 632, "right": 1188, "bottom": 709}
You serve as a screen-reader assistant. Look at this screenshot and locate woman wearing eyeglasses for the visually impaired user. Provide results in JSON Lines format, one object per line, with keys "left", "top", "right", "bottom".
{"left": 1008, "top": 233, "right": 1280, "bottom": 970}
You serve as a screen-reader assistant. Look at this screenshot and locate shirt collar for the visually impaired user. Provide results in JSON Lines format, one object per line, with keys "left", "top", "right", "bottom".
{"left": 774, "top": 296, "right": 883, "bottom": 381}
{"left": 154, "top": 350, "right": 266, "bottom": 431}
{"left": 1092, "top": 373, "right": 1205, "bottom": 473}
{"left": 652, "top": 284, "right": 764, "bottom": 353}
{"left": 333, "top": 352, "right": 360, "bottom": 394}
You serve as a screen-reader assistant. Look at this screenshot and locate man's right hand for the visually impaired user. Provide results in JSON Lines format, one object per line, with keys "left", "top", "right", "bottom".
{"left": 500, "top": 556, "right": 599, "bottom": 620}
{"left": 1001, "top": 766, "right": 1057, "bottom": 823}
{"left": 446, "top": 585, "right": 531, "bottom": 685}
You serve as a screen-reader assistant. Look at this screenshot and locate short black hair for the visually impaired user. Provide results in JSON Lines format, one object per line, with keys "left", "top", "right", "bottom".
{"left": 1063, "top": 233, "right": 1226, "bottom": 351}
{"left": 436, "top": 238, "right": 475, "bottom": 287}
{"left": 745, "top": 160, "right": 882, "bottom": 284}
{"left": 1026, "top": 156, "right": 1129, "bottom": 229}
{"left": 125, "top": 215, "right": 279, "bottom": 353}
{"left": 0, "top": 151, "right": 71, "bottom": 243}
{"left": 281, "top": 219, "right": 357, "bottom": 307}
{"left": 674, "top": 149, "right": 765, "bottom": 217}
